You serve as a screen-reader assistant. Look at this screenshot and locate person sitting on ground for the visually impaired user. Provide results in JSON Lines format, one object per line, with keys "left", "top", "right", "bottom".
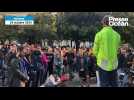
{"left": 60, "top": 73, "right": 70, "bottom": 82}
{"left": 41, "top": 72, "right": 61, "bottom": 87}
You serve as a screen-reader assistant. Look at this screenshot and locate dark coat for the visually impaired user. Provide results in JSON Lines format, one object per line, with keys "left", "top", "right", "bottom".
{"left": 8, "top": 57, "right": 21, "bottom": 87}
{"left": 8, "top": 57, "right": 29, "bottom": 87}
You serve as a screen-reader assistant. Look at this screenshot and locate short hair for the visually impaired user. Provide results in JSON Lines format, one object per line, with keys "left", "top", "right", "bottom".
{"left": 101, "top": 15, "right": 113, "bottom": 26}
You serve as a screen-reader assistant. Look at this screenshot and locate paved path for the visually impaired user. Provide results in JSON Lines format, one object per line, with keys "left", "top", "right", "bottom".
{"left": 0, "top": 70, "right": 97, "bottom": 87}
{"left": 58, "top": 73, "right": 97, "bottom": 87}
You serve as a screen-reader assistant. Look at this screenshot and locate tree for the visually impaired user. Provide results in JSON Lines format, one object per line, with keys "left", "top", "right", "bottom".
{"left": 0, "top": 12, "right": 134, "bottom": 47}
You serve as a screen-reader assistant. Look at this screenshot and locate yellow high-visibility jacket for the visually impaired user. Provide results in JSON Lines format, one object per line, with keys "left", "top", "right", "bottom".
{"left": 93, "top": 26, "right": 121, "bottom": 71}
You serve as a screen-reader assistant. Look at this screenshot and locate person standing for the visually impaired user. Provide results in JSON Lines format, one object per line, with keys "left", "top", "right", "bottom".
{"left": 7, "top": 46, "right": 29, "bottom": 87}
{"left": 93, "top": 15, "right": 121, "bottom": 87}
{"left": 40, "top": 48, "right": 49, "bottom": 85}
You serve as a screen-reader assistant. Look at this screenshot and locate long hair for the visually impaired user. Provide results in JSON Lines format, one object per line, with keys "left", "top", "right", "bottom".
{"left": 17, "top": 46, "right": 24, "bottom": 58}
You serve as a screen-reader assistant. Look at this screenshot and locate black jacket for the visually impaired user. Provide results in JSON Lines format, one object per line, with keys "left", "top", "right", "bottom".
{"left": 8, "top": 57, "right": 29, "bottom": 87}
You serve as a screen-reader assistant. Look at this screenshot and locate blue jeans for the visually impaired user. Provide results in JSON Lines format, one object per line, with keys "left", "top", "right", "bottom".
{"left": 97, "top": 67, "right": 118, "bottom": 87}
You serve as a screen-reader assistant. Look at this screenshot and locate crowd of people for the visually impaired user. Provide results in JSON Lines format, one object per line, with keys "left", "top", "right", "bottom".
{"left": 0, "top": 41, "right": 97, "bottom": 87}
{"left": 117, "top": 44, "right": 134, "bottom": 86}
{"left": 0, "top": 15, "right": 133, "bottom": 87}
{"left": 0, "top": 40, "right": 134, "bottom": 87}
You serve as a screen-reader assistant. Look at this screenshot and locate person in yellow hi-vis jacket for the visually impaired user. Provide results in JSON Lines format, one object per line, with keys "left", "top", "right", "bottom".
{"left": 93, "top": 15, "right": 121, "bottom": 87}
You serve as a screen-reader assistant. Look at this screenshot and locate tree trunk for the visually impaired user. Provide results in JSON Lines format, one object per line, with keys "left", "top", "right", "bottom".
{"left": 71, "top": 40, "right": 73, "bottom": 48}
{"left": 41, "top": 39, "right": 44, "bottom": 47}
{"left": 75, "top": 40, "right": 80, "bottom": 53}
